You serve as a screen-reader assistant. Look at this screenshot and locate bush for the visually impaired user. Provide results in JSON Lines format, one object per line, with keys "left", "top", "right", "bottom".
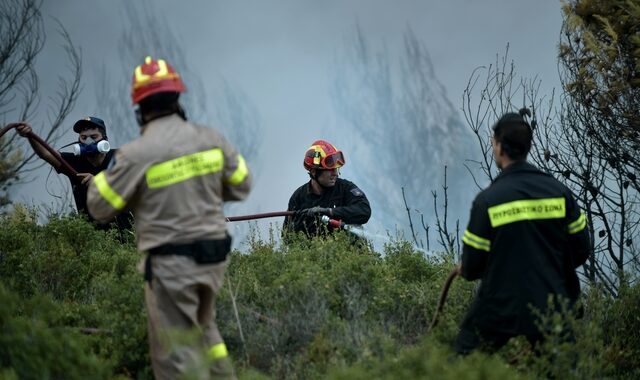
{"left": 0, "top": 209, "right": 149, "bottom": 379}
{"left": 602, "top": 283, "right": 640, "bottom": 377}
{"left": 0, "top": 208, "right": 638, "bottom": 379}
{"left": 216, "top": 231, "right": 475, "bottom": 379}
{"left": 0, "top": 284, "right": 110, "bottom": 379}
{"left": 325, "top": 338, "right": 527, "bottom": 380}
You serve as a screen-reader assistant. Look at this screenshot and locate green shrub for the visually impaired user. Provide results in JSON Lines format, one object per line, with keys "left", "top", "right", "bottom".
{"left": 0, "top": 209, "right": 150, "bottom": 378}
{"left": 0, "top": 284, "right": 110, "bottom": 379}
{"left": 325, "top": 337, "right": 528, "bottom": 380}
{"left": 216, "top": 231, "right": 473, "bottom": 379}
{"left": 602, "top": 282, "right": 640, "bottom": 378}
{"left": 0, "top": 208, "right": 638, "bottom": 379}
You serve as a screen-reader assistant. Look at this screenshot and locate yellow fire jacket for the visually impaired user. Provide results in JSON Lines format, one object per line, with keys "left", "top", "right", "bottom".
{"left": 86, "top": 114, "right": 251, "bottom": 251}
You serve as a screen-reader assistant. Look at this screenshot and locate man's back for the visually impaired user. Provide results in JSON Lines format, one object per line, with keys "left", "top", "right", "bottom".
{"left": 88, "top": 114, "right": 251, "bottom": 251}
{"left": 462, "top": 161, "right": 590, "bottom": 335}
{"left": 456, "top": 109, "right": 591, "bottom": 355}
{"left": 87, "top": 56, "right": 246, "bottom": 379}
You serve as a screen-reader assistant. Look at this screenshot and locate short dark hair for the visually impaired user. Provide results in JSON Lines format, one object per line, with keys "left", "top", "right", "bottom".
{"left": 492, "top": 108, "right": 533, "bottom": 160}
{"left": 139, "top": 92, "right": 180, "bottom": 116}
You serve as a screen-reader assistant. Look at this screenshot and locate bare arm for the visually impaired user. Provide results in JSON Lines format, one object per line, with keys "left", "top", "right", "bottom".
{"left": 16, "top": 123, "right": 62, "bottom": 169}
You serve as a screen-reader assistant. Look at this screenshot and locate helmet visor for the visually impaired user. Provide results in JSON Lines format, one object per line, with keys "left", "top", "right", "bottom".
{"left": 322, "top": 151, "right": 345, "bottom": 169}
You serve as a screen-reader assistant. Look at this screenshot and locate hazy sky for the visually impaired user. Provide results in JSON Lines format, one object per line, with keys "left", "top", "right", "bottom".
{"left": 11, "top": 0, "right": 564, "bottom": 245}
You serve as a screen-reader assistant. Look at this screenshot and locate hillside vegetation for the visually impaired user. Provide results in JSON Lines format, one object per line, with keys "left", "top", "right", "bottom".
{"left": 0, "top": 208, "right": 638, "bottom": 379}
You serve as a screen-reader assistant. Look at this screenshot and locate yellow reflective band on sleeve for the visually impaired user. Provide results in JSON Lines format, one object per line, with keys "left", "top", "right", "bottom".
{"left": 145, "top": 149, "right": 224, "bottom": 189}
{"left": 225, "top": 154, "right": 248, "bottom": 185}
{"left": 567, "top": 212, "right": 587, "bottom": 234}
{"left": 207, "top": 343, "right": 229, "bottom": 360}
{"left": 462, "top": 229, "right": 491, "bottom": 252}
{"left": 94, "top": 172, "right": 126, "bottom": 210}
{"left": 488, "top": 197, "right": 566, "bottom": 227}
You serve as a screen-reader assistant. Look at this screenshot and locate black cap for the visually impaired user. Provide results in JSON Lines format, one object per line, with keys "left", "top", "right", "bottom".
{"left": 73, "top": 116, "right": 107, "bottom": 133}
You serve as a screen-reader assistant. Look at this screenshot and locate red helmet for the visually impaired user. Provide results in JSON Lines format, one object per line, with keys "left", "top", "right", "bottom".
{"left": 303, "top": 140, "right": 345, "bottom": 171}
{"left": 131, "top": 56, "right": 186, "bottom": 104}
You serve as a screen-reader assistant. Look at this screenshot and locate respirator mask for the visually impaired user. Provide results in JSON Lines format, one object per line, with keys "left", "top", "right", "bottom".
{"left": 72, "top": 137, "right": 110, "bottom": 156}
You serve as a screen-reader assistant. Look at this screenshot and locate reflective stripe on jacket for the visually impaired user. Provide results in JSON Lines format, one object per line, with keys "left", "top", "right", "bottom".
{"left": 86, "top": 114, "right": 251, "bottom": 251}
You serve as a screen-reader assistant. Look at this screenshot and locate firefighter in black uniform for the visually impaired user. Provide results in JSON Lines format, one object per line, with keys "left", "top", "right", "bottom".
{"left": 455, "top": 108, "right": 591, "bottom": 354}
{"left": 283, "top": 140, "right": 371, "bottom": 238}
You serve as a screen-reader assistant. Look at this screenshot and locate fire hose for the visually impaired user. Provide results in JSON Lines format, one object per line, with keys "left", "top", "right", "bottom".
{"left": 1, "top": 123, "right": 78, "bottom": 176}
{"left": 226, "top": 211, "right": 293, "bottom": 222}
{"left": 1, "top": 125, "right": 461, "bottom": 332}
{"left": 428, "top": 266, "right": 460, "bottom": 332}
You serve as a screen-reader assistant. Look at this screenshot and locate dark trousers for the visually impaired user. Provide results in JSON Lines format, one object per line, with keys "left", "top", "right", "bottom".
{"left": 454, "top": 327, "right": 543, "bottom": 355}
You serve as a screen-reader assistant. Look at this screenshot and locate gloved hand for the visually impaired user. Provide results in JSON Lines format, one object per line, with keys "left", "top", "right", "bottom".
{"left": 299, "top": 206, "right": 332, "bottom": 218}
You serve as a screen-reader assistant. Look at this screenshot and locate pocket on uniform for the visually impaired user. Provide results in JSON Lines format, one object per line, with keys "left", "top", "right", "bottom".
{"left": 194, "top": 236, "right": 232, "bottom": 264}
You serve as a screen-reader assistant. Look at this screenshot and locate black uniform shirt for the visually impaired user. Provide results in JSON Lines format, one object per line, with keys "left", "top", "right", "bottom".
{"left": 283, "top": 178, "right": 371, "bottom": 237}
{"left": 56, "top": 150, "right": 131, "bottom": 230}
{"left": 460, "top": 161, "right": 590, "bottom": 335}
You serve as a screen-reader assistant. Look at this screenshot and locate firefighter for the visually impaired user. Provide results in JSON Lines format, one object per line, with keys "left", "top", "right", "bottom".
{"left": 283, "top": 140, "right": 371, "bottom": 238}
{"left": 86, "top": 56, "right": 251, "bottom": 379}
{"left": 14, "top": 117, "right": 133, "bottom": 233}
{"left": 455, "top": 108, "right": 591, "bottom": 354}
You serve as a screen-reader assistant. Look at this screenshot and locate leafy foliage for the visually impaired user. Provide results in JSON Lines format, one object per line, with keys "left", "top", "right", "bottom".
{"left": 216, "top": 233, "right": 473, "bottom": 379}
{"left": 0, "top": 285, "right": 110, "bottom": 379}
{"left": 0, "top": 144, "right": 22, "bottom": 208}
{"left": 554, "top": 1, "right": 640, "bottom": 292}
{"left": 0, "top": 208, "right": 149, "bottom": 379}
{"left": 560, "top": 0, "right": 640, "bottom": 178}
{"left": 1, "top": 210, "right": 639, "bottom": 379}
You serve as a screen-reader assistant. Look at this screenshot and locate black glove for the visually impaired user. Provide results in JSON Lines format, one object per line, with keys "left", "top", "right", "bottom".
{"left": 299, "top": 206, "right": 332, "bottom": 218}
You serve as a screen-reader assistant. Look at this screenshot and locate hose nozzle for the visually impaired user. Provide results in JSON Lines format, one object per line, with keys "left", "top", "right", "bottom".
{"left": 320, "top": 215, "right": 345, "bottom": 229}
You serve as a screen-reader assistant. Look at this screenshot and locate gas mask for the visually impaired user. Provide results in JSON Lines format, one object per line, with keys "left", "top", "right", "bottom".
{"left": 72, "top": 137, "right": 111, "bottom": 156}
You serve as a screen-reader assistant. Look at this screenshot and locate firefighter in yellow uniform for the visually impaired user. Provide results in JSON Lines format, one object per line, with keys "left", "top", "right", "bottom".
{"left": 87, "top": 56, "right": 251, "bottom": 379}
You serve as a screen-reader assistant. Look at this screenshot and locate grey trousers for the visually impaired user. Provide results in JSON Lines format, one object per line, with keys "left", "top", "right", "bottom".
{"left": 144, "top": 255, "right": 235, "bottom": 380}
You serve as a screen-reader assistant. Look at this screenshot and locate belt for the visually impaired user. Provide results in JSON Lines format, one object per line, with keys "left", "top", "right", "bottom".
{"left": 149, "top": 236, "right": 231, "bottom": 258}
{"left": 144, "top": 236, "right": 232, "bottom": 283}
